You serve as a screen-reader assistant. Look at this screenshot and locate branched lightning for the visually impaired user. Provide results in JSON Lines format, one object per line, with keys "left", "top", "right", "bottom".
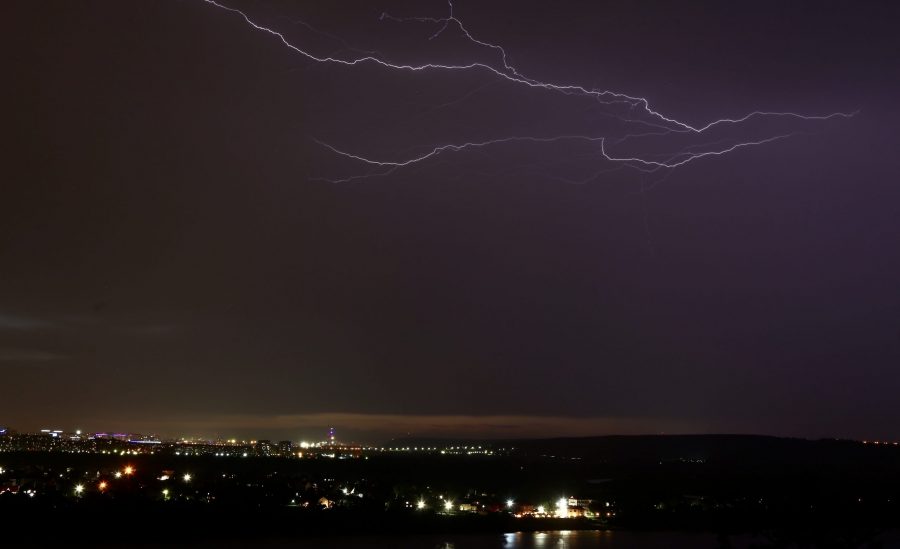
{"left": 314, "top": 136, "right": 606, "bottom": 168}
{"left": 200, "top": 0, "right": 855, "bottom": 181}
{"left": 601, "top": 134, "right": 796, "bottom": 170}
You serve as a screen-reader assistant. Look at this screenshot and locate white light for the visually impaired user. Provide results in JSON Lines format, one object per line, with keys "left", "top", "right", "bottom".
{"left": 162, "top": 489, "right": 169, "bottom": 497}
{"left": 556, "top": 497, "right": 568, "bottom": 518}
{"left": 183, "top": 473, "right": 192, "bottom": 482}
{"left": 74, "top": 484, "right": 84, "bottom": 494}
{"left": 417, "top": 500, "right": 426, "bottom": 510}
{"left": 114, "top": 471, "right": 122, "bottom": 479}
{"left": 537, "top": 505, "right": 545, "bottom": 514}
{"left": 506, "top": 499, "right": 514, "bottom": 509}
{"left": 444, "top": 500, "right": 453, "bottom": 511}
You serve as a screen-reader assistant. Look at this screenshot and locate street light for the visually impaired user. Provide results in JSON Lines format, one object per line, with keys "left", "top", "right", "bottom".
{"left": 182, "top": 473, "right": 192, "bottom": 482}
{"left": 74, "top": 484, "right": 84, "bottom": 495}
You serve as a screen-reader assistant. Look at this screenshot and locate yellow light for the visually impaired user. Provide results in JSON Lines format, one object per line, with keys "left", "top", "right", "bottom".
{"left": 98, "top": 481, "right": 108, "bottom": 491}
{"left": 123, "top": 466, "right": 135, "bottom": 476}
{"left": 162, "top": 489, "right": 169, "bottom": 497}
{"left": 417, "top": 500, "right": 426, "bottom": 510}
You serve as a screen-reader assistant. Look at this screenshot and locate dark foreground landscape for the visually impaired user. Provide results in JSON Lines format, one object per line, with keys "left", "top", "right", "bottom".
{"left": 3, "top": 435, "right": 900, "bottom": 547}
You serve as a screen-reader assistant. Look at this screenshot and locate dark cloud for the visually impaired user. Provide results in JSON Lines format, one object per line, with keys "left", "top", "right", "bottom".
{"left": 0, "top": 348, "right": 67, "bottom": 362}
{"left": 0, "top": 314, "right": 50, "bottom": 331}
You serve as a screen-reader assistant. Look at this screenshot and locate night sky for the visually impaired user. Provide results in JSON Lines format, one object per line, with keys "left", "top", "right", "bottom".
{"left": 4, "top": 1, "right": 900, "bottom": 442}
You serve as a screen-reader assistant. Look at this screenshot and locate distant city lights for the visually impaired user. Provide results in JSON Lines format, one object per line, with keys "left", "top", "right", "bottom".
{"left": 0, "top": 430, "right": 620, "bottom": 525}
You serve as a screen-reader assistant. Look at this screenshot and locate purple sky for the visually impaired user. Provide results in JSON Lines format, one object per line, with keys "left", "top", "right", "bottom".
{"left": 3, "top": 1, "right": 899, "bottom": 442}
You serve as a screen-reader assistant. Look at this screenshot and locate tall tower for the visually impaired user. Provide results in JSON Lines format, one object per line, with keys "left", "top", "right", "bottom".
{"left": 328, "top": 427, "right": 336, "bottom": 443}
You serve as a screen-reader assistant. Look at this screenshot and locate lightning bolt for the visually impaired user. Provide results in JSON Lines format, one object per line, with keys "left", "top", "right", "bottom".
{"left": 200, "top": 0, "right": 855, "bottom": 181}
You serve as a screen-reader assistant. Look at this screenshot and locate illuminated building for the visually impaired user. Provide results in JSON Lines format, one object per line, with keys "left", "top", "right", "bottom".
{"left": 256, "top": 440, "right": 273, "bottom": 456}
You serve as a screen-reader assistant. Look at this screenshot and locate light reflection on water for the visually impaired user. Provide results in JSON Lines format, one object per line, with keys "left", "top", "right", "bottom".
{"left": 90, "top": 529, "right": 900, "bottom": 548}
{"left": 439, "top": 529, "right": 747, "bottom": 549}
{"left": 256, "top": 530, "right": 713, "bottom": 548}
{"left": 504, "top": 530, "right": 599, "bottom": 547}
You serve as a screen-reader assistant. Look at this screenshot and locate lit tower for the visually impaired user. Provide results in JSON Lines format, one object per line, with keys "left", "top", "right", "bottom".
{"left": 328, "top": 427, "right": 336, "bottom": 444}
